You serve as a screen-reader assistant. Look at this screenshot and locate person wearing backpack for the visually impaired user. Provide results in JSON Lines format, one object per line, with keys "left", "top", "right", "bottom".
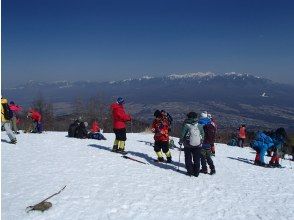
{"left": 151, "top": 110, "right": 172, "bottom": 163}
{"left": 179, "top": 112, "right": 204, "bottom": 176}
{"left": 1, "top": 97, "right": 17, "bottom": 144}
{"left": 9, "top": 101, "right": 22, "bottom": 134}
{"left": 111, "top": 97, "right": 131, "bottom": 153}
{"left": 68, "top": 119, "right": 80, "bottom": 137}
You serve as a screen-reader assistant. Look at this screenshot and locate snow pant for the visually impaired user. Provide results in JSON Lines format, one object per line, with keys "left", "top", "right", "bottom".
{"left": 10, "top": 116, "right": 19, "bottom": 132}
{"left": 184, "top": 146, "right": 201, "bottom": 176}
{"left": 113, "top": 128, "right": 126, "bottom": 141}
{"left": 113, "top": 128, "right": 127, "bottom": 151}
{"left": 89, "top": 132, "right": 106, "bottom": 140}
{"left": 269, "top": 148, "right": 280, "bottom": 164}
{"left": 33, "top": 121, "right": 42, "bottom": 133}
{"left": 1, "top": 122, "right": 16, "bottom": 141}
{"left": 238, "top": 138, "right": 245, "bottom": 148}
{"left": 154, "top": 141, "right": 171, "bottom": 159}
{"left": 200, "top": 148, "right": 215, "bottom": 172}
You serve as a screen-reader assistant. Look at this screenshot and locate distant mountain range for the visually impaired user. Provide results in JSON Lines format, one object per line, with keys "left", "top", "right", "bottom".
{"left": 3, "top": 72, "right": 294, "bottom": 130}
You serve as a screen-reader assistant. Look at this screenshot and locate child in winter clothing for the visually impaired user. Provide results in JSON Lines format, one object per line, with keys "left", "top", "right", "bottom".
{"left": 111, "top": 97, "right": 131, "bottom": 153}
{"left": 238, "top": 124, "right": 246, "bottom": 148}
{"left": 179, "top": 112, "right": 204, "bottom": 176}
{"left": 88, "top": 120, "right": 106, "bottom": 140}
{"left": 9, "top": 101, "right": 22, "bottom": 134}
{"left": 151, "top": 110, "right": 172, "bottom": 162}
{"left": 27, "top": 109, "right": 42, "bottom": 133}
{"left": 1, "top": 97, "right": 17, "bottom": 144}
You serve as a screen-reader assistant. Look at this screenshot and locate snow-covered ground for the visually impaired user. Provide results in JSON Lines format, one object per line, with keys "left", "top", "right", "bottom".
{"left": 2, "top": 131, "right": 294, "bottom": 220}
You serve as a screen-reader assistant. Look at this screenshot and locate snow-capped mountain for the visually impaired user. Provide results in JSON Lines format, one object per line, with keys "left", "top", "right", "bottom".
{"left": 2, "top": 72, "right": 294, "bottom": 129}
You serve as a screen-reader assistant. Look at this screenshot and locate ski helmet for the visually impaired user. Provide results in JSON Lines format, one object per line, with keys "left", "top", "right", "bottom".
{"left": 117, "top": 97, "right": 125, "bottom": 105}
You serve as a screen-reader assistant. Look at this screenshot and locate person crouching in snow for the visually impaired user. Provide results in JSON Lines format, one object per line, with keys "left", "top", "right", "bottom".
{"left": 9, "top": 101, "right": 22, "bottom": 134}
{"left": 151, "top": 110, "right": 172, "bottom": 163}
{"left": 268, "top": 128, "right": 287, "bottom": 167}
{"left": 27, "top": 109, "right": 42, "bottom": 133}
{"left": 251, "top": 130, "right": 285, "bottom": 167}
{"left": 179, "top": 112, "right": 204, "bottom": 176}
{"left": 88, "top": 120, "right": 106, "bottom": 140}
{"left": 111, "top": 97, "right": 131, "bottom": 153}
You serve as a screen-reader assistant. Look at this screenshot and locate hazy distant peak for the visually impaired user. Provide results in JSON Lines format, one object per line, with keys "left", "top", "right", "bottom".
{"left": 167, "top": 72, "right": 216, "bottom": 80}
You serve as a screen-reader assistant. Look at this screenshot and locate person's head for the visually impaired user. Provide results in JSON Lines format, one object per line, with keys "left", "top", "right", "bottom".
{"left": 10, "top": 101, "right": 15, "bottom": 105}
{"left": 241, "top": 124, "right": 246, "bottom": 127}
{"left": 117, "top": 97, "right": 125, "bottom": 105}
{"left": 275, "top": 127, "right": 287, "bottom": 139}
{"left": 187, "top": 111, "right": 198, "bottom": 119}
{"left": 154, "top": 110, "right": 161, "bottom": 118}
{"left": 200, "top": 111, "right": 208, "bottom": 118}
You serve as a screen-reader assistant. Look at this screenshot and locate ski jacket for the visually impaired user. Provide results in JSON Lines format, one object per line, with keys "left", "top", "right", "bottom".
{"left": 198, "top": 117, "right": 211, "bottom": 126}
{"left": 1, "top": 98, "right": 9, "bottom": 122}
{"left": 202, "top": 123, "right": 217, "bottom": 147}
{"left": 9, "top": 104, "right": 22, "bottom": 112}
{"left": 179, "top": 118, "right": 204, "bottom": 145}
{"left": 90, "top": 121, "right": 100, "bottom": 133}
{"left": 239, "top": 127, "right": 246, "bottom": 139}
{"left": 252, "top": 132, "right": 274, "bottom": 163}
{"left": 151, "top": 117, "right": 170, "bottom": 142}
{"left": 111, "top": 103, "right": 131, "bottom": 129}
{"left": 29, "top": 110, "right": 42, "bottom": 122}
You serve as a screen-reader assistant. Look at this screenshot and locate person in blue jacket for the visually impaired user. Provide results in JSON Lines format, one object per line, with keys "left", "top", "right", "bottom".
{"left": 252, "top": 128, "right": 286, "bottom": 167}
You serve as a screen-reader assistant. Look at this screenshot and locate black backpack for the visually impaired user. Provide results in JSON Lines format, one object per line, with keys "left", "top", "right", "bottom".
{"left": 68, "top": 120, "right": 79, "bottom": 137}
{"left": 2, "top": 103, "right": 13, "bottom": 120}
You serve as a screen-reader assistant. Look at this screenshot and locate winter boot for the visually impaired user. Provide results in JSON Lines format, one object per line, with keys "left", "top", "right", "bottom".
{"left": 10, "top": 139, "right": 17, "bottom": 144}
{"left": 166, "top": 156, "right": 172, "bottom": 163}
{"left": 157, "top": 157, "right": 164, "bottom": 162}
{"left": 210, "top": 169, "right": 216, "bottom": 175}
{"left": 199, "top": 169, "right": 208, "bottom": 174}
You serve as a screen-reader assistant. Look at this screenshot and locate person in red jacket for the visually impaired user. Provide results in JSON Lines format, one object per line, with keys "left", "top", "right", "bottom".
{"left": 238, "top": 124, "right": 246, "bottom": 148}
{"left": 27, "top": 109, "right": 42, "bottom": 133}
{"left": 111, "top": 97, "right": 131, "bottom": 153}
{"left": 88, "top": 120, "right": 106, "bottom": 140}
{"left": 9, "top": 101, "right": 22, "bottom": 134}
{"left": 151, "top": 110, "right": 172, "bottom": 163}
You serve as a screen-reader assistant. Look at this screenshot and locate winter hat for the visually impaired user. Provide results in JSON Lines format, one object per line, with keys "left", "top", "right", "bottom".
{"left": 207, "top": 114, "right": 212, "bottom": 119}
{"left": 187, "top": 112, "right": 198, "bottom": 119}
{"left": 10, "top": 101, "right": 15, "bottom": 105}
{"left": 117, "top": 97, "right": 125, "bottom": 105}
{"left": 200, "top": 111, "right": 208, "bottom": 118}
{"left": 154, "top": 110, "right": 161, "bottom": 118}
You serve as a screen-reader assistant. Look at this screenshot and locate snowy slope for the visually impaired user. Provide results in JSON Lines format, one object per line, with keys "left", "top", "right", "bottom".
{"left": 1, "top": 132, "right": 294, "bottom": 220}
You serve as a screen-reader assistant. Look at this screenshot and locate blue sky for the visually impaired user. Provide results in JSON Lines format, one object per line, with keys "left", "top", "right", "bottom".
{"left": 2, "top": 0, "right": 294, "bottom": 86}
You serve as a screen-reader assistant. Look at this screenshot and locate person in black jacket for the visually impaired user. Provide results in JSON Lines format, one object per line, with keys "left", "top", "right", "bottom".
{"left": 201, "top": 122, "right": 217, "bottom": 175}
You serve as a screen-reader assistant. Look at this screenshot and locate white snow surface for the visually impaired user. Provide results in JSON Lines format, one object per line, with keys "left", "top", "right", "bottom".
{"left": 2, "top": 132, "right": 294, "bottom": 220}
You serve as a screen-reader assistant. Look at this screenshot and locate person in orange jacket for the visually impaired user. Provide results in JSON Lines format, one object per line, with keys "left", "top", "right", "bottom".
{"left": 151, "top": 110, "right": 172, "bottom": 163}
{"left": 238, "top": 124, "right": 246, "bottom": 148}
{"left": 111, "top": 97, "right": 131, "bottom": 153}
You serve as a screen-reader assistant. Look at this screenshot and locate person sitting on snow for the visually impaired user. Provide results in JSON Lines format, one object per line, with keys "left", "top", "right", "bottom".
{"left": 88, "top": 120, "right": 106, "bottom": 140}
{"left": 151, "top": 110, "right": 172, "bottom": 163}
{"left": 27, "top": 109, "right": 42, "bottom": 133}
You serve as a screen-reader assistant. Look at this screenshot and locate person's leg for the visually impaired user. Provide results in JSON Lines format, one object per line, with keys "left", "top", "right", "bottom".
{"left": 154, "top": 141, "right": 164, "bottom": 162}
{"left": 192, "top": 147, "right": 201, "bottom": 176}
{"left": 11, "top": 116, "right": 19, "bottom": 132}
{"left": 205, "top": 149, "right": 215, "bottom": 174}
{"left": 162, "top": 141, "right": 172, "bottom": 162}
{"left": 200, "top": 149, "right": 208, "bottom": 173}
{"left": 3, "top": 122, "right": 17, "bottom": 142}
{"left": 184, "top": 147, "right": 193, "bottom": 175}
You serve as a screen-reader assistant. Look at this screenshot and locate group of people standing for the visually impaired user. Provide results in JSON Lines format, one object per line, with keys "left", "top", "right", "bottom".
{"left": 109, "top": 97, "right": 217, "bottom": 177}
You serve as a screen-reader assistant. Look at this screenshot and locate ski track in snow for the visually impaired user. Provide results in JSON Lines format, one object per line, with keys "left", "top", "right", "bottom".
{"left": 2, "top": 132, "right": 294, "bottom": 220}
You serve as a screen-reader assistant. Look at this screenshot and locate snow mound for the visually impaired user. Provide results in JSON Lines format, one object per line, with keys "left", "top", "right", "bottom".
{"left": 2, "top": 132, "right": 294, "bottom": 220}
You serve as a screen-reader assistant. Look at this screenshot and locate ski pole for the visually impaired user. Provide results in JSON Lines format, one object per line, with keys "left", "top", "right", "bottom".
{"left": 178, "top": 143, "right": 182, "bottom": 171}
